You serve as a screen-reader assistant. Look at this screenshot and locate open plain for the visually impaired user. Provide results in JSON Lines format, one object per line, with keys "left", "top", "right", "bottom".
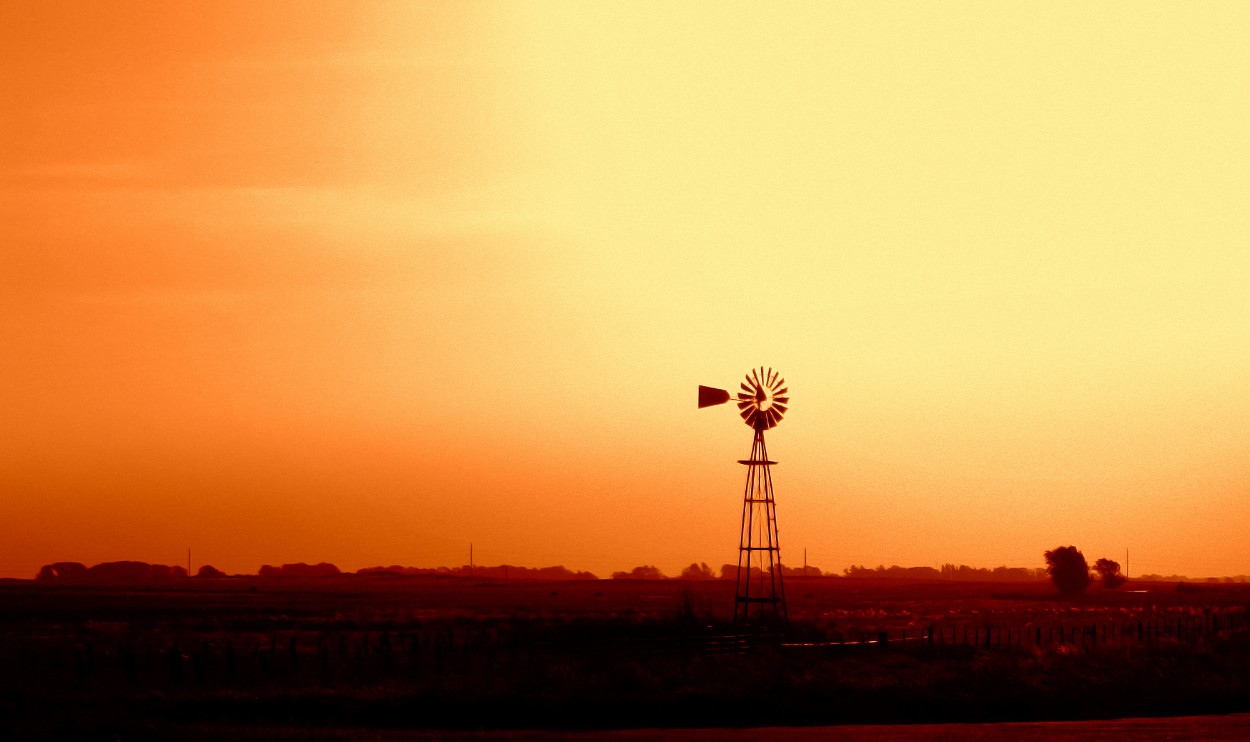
{"left": 3, "top": 575, "right": 1250, "bottom": 738}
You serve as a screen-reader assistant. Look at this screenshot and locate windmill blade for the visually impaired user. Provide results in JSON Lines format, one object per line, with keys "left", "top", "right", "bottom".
{"left": 697, "top": 385, "right": 731, "bottom": 408}
{"left": 700, "top": 366, "right": 791, "bottom": 431}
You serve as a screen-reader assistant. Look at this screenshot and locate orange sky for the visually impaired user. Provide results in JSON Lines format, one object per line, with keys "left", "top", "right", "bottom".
{"left": 3, "top": 2, "right": 1249, "bottom": 579}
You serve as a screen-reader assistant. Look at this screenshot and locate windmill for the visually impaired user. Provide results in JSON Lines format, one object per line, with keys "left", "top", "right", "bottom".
{"left": 699, "top": 367, "right": 788, "bottom": 625}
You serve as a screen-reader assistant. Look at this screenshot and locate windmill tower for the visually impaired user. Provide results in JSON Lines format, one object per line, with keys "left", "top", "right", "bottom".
{"left": 699, "top": 367, "right": 789, "bottom": 626}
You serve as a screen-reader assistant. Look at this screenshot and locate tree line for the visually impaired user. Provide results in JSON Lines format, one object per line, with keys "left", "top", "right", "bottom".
{"left": 613, "top": 562, "right": 1050, "bottom": 581}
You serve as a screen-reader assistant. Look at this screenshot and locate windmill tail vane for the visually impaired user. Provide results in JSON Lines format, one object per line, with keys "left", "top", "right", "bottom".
{"left": 697, "top": 385, "right": 731, "bottom": 408}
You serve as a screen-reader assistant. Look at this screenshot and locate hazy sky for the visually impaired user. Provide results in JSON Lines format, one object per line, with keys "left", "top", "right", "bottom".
{"left": 3, "top": 2, "right": 1249, "bottom": 579}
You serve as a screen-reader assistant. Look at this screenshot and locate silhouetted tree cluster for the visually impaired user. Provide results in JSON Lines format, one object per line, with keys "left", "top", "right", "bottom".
{"left": 940, "top": 564, "right": 1047, "bottom": 581}
{"left": 35, "top": 561, "right": 187, "bottom": 583}
{"left": 1093, "top": 558, "right": 1126, "bottom": 589}
{"left": 717, "top": 563, "right": 825, "bottom": 580}
{"left": 36, "top": 562, "right": 88, "bottom": 581}
{"left": 845, "top": 565, "right": 942, "bottom": 579}
{"left": 458, "top": 564, "right": 597, "bottom": 581}
{"left": 779, "top": 563, "right": 825, "bottom": 578}
{"left": 195, "top": 565, "right": 227, "bottom": 578}
{"left": 837, "top": 564, "right": 1046, "bottom": 581}
{"left": 258, "top": 562, "right": 341, "bottom": 578}
{"left": 1133, "top": 574, "right": 1250, "bottom": 583}
{"left": 679, "top": 562, "right": 716, "bottom": 580}
{"left": 1044, "top": 546, "right": 1090, "bottom": 596}
{"left": 358, "top": 564, "right": 598, "bottom": 581}
{"left": 611, "top": 565, "right": 666, "bottom": 580}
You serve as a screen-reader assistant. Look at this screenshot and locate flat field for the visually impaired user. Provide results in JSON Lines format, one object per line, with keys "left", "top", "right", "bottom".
{"left": 2, "top": 576, "right": 1250, "bottom": 738}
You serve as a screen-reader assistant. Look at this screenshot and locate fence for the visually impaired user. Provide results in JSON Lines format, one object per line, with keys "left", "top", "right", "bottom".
{"left": 4, "top": 605, "right": 1250, "bottom": 691}
{"left": 782, "top": 604, "right": 1250, "bottom": 654}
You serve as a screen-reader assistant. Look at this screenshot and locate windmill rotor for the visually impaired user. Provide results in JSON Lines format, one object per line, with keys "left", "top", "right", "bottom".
{"left": 697, "top": 367, "right": 788, "bottom": 429}
{"left": 735, "top": 366, "right": 787, "bottom": 430}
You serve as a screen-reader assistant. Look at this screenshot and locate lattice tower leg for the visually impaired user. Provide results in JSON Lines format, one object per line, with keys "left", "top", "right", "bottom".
{"left": 735, "top": 426, "right": 787, "bottom": 626}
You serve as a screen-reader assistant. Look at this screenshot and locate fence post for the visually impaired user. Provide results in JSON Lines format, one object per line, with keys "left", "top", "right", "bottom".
{"left": 318, "top": 635, "right": 328, "bottom": 680}
{"left": 123, "top": 647, "right": 137, "bottom": 685}
{"left": 166, "top": 644, "right": 183, "bottom": 685}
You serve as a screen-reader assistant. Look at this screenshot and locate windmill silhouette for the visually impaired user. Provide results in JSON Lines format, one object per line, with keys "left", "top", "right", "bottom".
{"left": 699, "top": 367, "right": 788, "bottom": 625}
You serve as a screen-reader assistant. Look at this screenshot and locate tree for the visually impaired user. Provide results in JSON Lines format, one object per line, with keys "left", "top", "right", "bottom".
{"left": 1093, "top": 558, "right": 1125, "bottom": 589}
{"left": 680, "top": 562, "right": 715, "bottom": 580}
{"left": 1044, "top": 546, "right": 1090, "bottom": 596}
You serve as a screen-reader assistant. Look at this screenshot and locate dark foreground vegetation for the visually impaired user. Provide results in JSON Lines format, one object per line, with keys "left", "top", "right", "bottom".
{"left": 2, "top": 576, "right": 1250, "bottom": 738}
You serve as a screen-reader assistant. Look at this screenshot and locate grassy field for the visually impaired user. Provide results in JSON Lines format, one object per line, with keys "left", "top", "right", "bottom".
{"left": 2, "top": 576, "right": 1249, "bottom": 738}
